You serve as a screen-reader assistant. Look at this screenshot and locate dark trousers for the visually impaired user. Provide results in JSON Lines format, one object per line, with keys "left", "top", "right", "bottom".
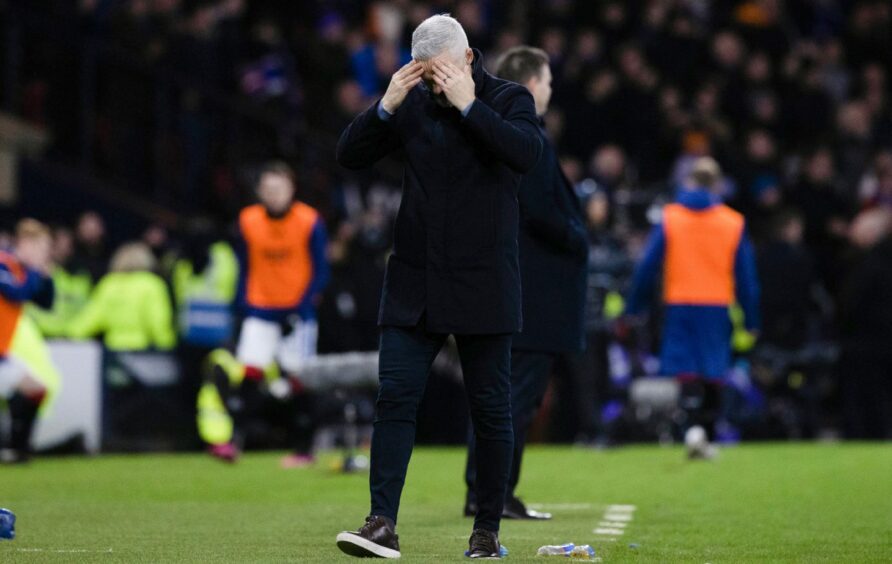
{"left": 465, "top": 350, "right": 553, "bottom": 504}
{"left": 555, "top": 329, "right": 610, "bottom": 440}
{"left": 370, "top": 325, "right": 513, "bottom": 532}
{"left": 842, "top": 353, "right": 892, "bottom": 439}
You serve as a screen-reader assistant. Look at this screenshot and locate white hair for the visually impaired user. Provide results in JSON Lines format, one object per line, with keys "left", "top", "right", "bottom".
{"left": 411, "top": 14, "right": 469, "bottom": 61}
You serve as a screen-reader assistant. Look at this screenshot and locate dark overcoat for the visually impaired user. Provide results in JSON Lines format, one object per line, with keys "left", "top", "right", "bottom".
{"left": 337, "top": 49, "right": 542, "bottom": 334}
{"left": 511, "top": 121, "right": 588, "bottom": 353}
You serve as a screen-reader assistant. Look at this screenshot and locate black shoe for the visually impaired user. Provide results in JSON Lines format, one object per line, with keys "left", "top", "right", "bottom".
{"left": 502, "top": 496, "right": 552, "bottom": 520}
{"left": 336, "top": 515, "right": 401, "bottom": 559}
{"left": 467, "top": 529, "right": 501, "bottom": 559}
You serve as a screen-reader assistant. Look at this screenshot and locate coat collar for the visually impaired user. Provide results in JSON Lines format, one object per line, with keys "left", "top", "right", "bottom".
{"left": 470, "top": 48, "right": 487, "bottom": 96}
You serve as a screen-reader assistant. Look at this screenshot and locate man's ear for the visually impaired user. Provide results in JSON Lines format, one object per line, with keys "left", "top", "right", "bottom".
{"left": 466, "top": 48, "right": 474, "bottom": 66}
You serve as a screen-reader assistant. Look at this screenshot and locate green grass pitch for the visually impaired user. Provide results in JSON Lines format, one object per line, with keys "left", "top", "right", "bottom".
{"left": 2, "top": 444, "right": 890, "bottom": 562}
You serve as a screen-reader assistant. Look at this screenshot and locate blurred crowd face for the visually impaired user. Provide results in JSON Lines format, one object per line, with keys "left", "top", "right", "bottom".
{"left": 143, "top": 224, "right": 168, "bottom": 250}
{"left": 586, "top": 192, "right": 610, "bottom": 229}
{"left": 747, "top": 130, "right": 776, "bottom": 163}
{"left": 16, "top": 233, "right": 52, "bottom": 273}
{"left": 77, "top": 212, "right": 105, "bottom": 246}
{"left": 837, "top": 101, "right": 871, "bottom": 139}
{"left": 528, "top": 63, "right": 553, "bottom": 116}
{"left": 780, "top": 215, "right": 804, "bottom": 245}
{"left": 574, "top": 30, "right": 600, "bottom": 61}
{"left": 745, "top": 52, "right": 772, "bottom": 85}
{"left": 257, "top": 172, "right": 295, "bottom": 215}
{"left": 806, "top": 150, "right": 835, "bottom": 186}
{"left": 850, "top": 209, "right": 892, "bottom": 249}
{"left": 52, "top": 228, "right": 75, "bottom": 265}
{"left": 592, "top": 145, "right": 626, "bottom": 184}
{"left": 539, "top": 28, "right": 566, "bottom": 60}
{"left": 712, "top": 31, "right": 745, "bottom": 70}
{"left": 336, "top": 80, "right": 366, "bottom": 115}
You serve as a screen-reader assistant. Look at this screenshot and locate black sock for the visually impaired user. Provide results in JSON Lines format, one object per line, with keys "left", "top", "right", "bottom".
{"left": 679, "top": 379, "right": 707, "bottom": 434}
{"left": 8, "top": 392, "right": 41, "bottom": 453}
{"left": 289, "top": 391, "right": 317, "bottom": 455}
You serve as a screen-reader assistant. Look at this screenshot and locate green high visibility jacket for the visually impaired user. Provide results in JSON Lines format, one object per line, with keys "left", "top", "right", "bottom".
{"left": 9, "top": 314, "right": 61, "bottom": 413}
{"left": 172, "top": 242, "right": 239, "bottom": 346}
{"left": 172, "top": 242, "right": 239, "bottom": 306}
{"left": 67, "top": 271, "right": 176, "bottom": 351}
{"left": 28, "top": 266, "right": 93, "bottom": 338}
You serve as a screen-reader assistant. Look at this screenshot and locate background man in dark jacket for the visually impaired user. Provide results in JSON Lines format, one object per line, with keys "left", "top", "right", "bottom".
{"left": 334, "top": 15, "right": 541, "bottom": 560}
{"left": 464, "top": 46, "right": 588, "bottom": 522}
{"left": 840, "top": 208, "right": 892, "bottom": 439}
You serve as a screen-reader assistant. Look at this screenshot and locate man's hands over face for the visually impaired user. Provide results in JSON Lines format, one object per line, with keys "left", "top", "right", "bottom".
{"left": 381, "top": 60, "right": 424, "bottom": 115}
{"left": 432, "top": 59, "right": 476, "bottom": 112}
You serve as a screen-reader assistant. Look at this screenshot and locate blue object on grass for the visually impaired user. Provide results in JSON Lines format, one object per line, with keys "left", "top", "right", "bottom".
{"left": 0, "top": 508, "right": 16, "bottom": 540}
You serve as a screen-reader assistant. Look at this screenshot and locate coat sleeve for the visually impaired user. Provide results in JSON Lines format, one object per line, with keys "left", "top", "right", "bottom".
{"left": 231, "top": 220, "right": 247, "bottom": 311}
{"left": 460, "top": 88, "right": 543, "bottom": 174}
{"left": 67, "top": 278, "right": 108, "bottom": 339}
{"left": 734, "top": 230, "right": 761, "bottom": 331}
{"left": 146, "top": 276, "right": 176, "bottom": 350}
{"left": 519, "top": 164, "right": 588, "bottom": 257}
{"left": 336, "top": 100, "right": 403, "bottom": 170}
{"left": 0, "top": 263, "right": 51, "bottom": 305}
{"left": 297, "top": 217, "right": 331, "bottom": 320}
{"left": 624, "top": 225, "right": 665, "bottom": 316}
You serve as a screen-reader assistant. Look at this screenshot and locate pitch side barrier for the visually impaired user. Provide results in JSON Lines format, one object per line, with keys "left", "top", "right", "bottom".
{"left": 284, "top": 352, "right": 380, "bottom": 391}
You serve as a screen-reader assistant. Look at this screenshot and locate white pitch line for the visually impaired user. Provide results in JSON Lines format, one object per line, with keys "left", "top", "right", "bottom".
{"left": 594, "top": 504, "right": 636, "bottom": 537}
{"left": 603, "top": 514, "right": 633, "bottom": 522}
{"left": 17, "top": 548, "right": 113, "bottom": 553}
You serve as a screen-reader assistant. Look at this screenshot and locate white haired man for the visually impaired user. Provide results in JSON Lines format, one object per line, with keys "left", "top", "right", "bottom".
{"left": 335, "top": 14, "right": 542, "bottom": 559}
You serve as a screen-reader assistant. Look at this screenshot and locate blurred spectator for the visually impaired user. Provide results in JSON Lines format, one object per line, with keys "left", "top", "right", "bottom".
{"left": 28, "top": 226, "right": 93, "bottom": 338}
{"left": 71, "top": 212, "right": 109, "bottom": 285}
{"left": 142, "top": 223, "right": 171, "bottom": 266}
{"left": 172, "top": 219, "right": 237, "bottom": 348}
{"left": 757, "top": 210, "right": 818, "bottom": 349}
{"left": 68, "top": 242, "right": 176, "bottom": 351}
{"left": 735, "top": 128, "right": 782, "bottom": 234}
{"left": 171, "top": 217, "right": 238, "bottom": 387}
{"left": 556, "top": 189, "right": 632, "bottom": 445}
{"left": 857, "top": 150, "right": 892, "bottom": 209}
{"left": 839, "top": 208, "right": 892, "bottom": 439}
{"left": 0, "top": 219, "right": 55, "bottom": 464}
{"left": 589, "top": 144, "right": 629, "bottom": 194}
{"left": 787, "top": 147, "right": 852, "bottom": 292}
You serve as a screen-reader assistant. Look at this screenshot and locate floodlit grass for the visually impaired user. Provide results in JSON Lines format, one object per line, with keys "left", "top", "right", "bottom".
{"left": 1, "top": 444, "right": 890, "bottom": 562}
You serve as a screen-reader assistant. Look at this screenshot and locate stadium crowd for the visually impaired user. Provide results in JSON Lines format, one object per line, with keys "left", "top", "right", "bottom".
{"left": 2, "top": 0, "right": 892, "bottom": 442}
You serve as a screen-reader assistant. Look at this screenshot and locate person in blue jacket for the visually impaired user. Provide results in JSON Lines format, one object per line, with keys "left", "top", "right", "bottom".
{"left": 625, "top": 157, "right": 760, "bottom": 456}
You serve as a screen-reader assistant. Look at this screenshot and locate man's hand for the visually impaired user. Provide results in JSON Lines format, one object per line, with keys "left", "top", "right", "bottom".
{"left": 381, "top": 60, "right": 424, "bottom": 115}
{"left": 432, "top": 59, "right": 475, "bottom": 111}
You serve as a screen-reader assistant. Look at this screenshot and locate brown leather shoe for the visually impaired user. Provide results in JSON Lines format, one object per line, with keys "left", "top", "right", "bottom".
{"left": 467, "top": 529, "right": 501, "bottom": 559}
{"left": 336, "top": 515, "right": 401, "bottom": 558}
